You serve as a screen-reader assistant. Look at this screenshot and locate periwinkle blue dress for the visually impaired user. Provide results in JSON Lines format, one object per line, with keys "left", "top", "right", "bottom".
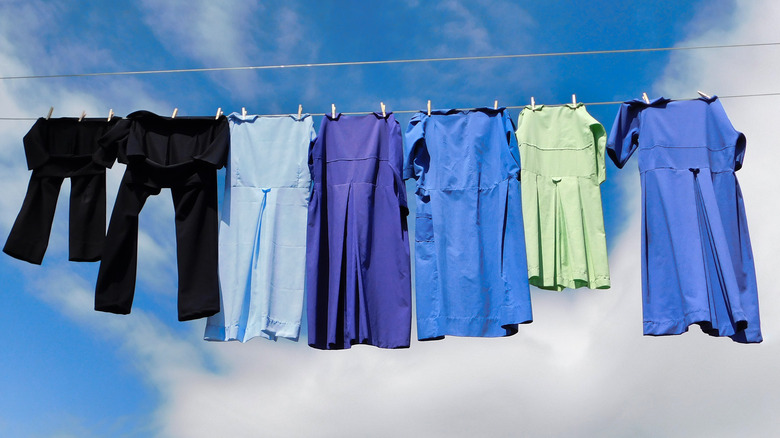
{"left": 307, "top": 112, "right": 412, "bottom": 350}
{"left": 608, "top": 96, "right": 761, "bottom": 343}
{"left": 205, "top": 113, "right": 314, "bottom": 342}
{"left": 404, "top": 108, "right": 533, "bottom": 340}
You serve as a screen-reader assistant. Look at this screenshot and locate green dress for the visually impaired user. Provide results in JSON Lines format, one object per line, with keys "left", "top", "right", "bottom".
{"left": 515, "top": 103, "right": 610, "bottom": 291}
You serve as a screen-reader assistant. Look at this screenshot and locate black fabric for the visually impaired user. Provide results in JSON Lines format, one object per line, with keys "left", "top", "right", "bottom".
{"left": 4, "top": 118, "right": 120, "bottom": 264}
{"left": 94, "top": 111, "right": 229, "bottom": 321}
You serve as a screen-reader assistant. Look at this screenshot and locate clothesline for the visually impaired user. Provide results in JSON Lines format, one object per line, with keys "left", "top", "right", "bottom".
{"left": 0, "top": 92, "right": 778, "bottom": 121}
{"left": 1, "top": 41, "right": 778, "bottom": 81}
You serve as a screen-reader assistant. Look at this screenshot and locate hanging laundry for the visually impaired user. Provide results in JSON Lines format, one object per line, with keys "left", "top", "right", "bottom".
{"left": 608, "top": 96, "right": 761, "bottom": 343}
{"left": 205, "top": 113, "right": 314, "bottom": 342}
{"left": 515, "top": 103, "right": 610, "bottom": 291}
{"left": 404, "top": 108, "right": 532, "bottom": 340}
{"left": 307, "top": 111, "right": 412, "bottom": 350}
{"left": 4, "top": 117, "right": 121, "bottom": 264}
{"left": 93, "top": 111, "right": 229, "bottom": 321}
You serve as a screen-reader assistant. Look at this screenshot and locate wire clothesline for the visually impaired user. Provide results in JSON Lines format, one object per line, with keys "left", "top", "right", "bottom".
{"left": 0, "top": 92, "right": 778, "bottom": 121}
{"left": 1, "top": 41, "right": 779, "bottom": 81}
{"left": 1, "top": 41, "right": 779, "bottom": 120}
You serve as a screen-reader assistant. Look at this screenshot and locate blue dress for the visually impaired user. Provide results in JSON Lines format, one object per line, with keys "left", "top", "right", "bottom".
{"left": 404, "top": 108, "right": 533, "bottom": 340}
{"left": 306, "top": 112, "right": 412, "bottom": 350}
{"left": 205, "top": 113, "right": 314, "bottom": 342}
{"left": 608, "top": 96, "right": 762, "bottom": 343}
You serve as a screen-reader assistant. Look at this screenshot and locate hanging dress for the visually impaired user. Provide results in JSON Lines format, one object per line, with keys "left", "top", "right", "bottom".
{"left": 607, "top": 96, "right": 761, "bottom": 343}
{"left": 205, "top": 113, "right": 314, "bottom": 342}
{"left": 404, "top": 108, "right": 532, "bottom": 340}
{"left": 306, "top": 112, "right": 412, "bottom": 350}
{"left": 515, "top": 103, "right": 610, "bottom": 291}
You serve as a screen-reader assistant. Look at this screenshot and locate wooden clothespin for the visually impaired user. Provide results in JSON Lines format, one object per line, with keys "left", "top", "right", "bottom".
{"left": 107, "top": 109, "right": 114, "bottom": 122}
{"left": 697, "top": 90, "right": 711, "bottom": 99}
{"left": 642, "top": 92, "right": 650, "bottom": 104}
{"left": 297, "top": 104, "right": 303, "bottom": 119}
{"left": 427, "top": 100, "right": 431, "bottom": 116}
{"left": 494, "top": 100, "right": 498, "bottom": 110}
{"left": 242, "top": 107, "right": 247, "bottom": 119}
{"left": 331, "top": 104, "right": 336, "bottom": 118}
{"left": 171, "top": 108, "right": 178, "bottom": 119}
{"left": 572, "top": 94, "right": 577, "bottom": 105}
{"left": 380, "top": 102, "right": 386, "bottom": 118}
{"left": 46, "top": 107, "right": 53, "bottom": 120}
{"left": 78, "top": 111, "right": 86, "bottom": 122}
{"left": 215, "top": 107, "right": 222, "bottom": 119}
{"left": 531, "top": 97, "right": 536, "bottom": 110}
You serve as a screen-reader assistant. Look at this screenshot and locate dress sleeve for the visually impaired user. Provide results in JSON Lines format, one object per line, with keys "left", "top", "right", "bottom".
{"left": 503, "top": 110, "right": 521, "bottom": 179}
{"left": 712, "top": 99, "right": 747, "bottom": 171}
{"left": 403, "top": 113, "right": 428, "bottom": 181}
{"left": 22, "top": 118, "right": 49, "bottom": 170}
{"left": 94, "top": 118, "right": 132, "bottom": 168}
{"left": 589, "top": 117, "right": 607, "bottom": 184}
{"left": 607, "top": 103, "right": 641, "bottom": 168}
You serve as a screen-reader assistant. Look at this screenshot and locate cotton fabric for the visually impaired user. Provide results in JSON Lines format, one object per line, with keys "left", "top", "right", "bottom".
{"left": 307, "top": 112, "right": 412, "bottom": 350}
{"left": 94, "top": 111, "right": 229, "bottom": 322}
{"left": 608, "top": 96, "right": 761, "bottom": 343}
{"left": 4, "top": 118, "right": 120, "bottom": 264}
{"left": 404, "top": 108, "right": 532, "bottom": 340}
{"left": 515, "top": 103, "right": 610, "bottom": 291}
{"left": 205, "top": 113, "right": 314, "bottom": 342}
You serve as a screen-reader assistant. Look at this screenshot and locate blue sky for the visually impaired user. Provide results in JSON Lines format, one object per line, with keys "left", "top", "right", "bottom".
{"left": 1, "top": 1, "right": 779, "bottom": 436}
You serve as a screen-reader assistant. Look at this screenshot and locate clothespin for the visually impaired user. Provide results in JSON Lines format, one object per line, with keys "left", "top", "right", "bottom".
{"left": 531, "top": 97, "right": 536, "bottom": 110}
{"left": 380, "top": 102, "right": 386, "bottom": 117}
{"left": 297, "top": 104, "right": 302, "bottom": 119}
{"left": 78, "top": 111, "right": 86, "bottom": 122}
{"left": 215, "top": 107, "right": 222, "bottom": 119}
{"left": 46, "top": 107, "right": 53, "bottom": 120}
{"left": 697, "top": 90, "right": 711, "bottom": 99}
{"left": 427, "top": 100, "right": 431, "bottom": 116}
{"left": 242, "top": 107, "right": 247, "bottom": 119}
{"left": 572, "top": 94, "right": 577, "bottom": 105}
{"left": 494, "top": 100, "right": 498, "bottom": 110}
{"left": 331, "top": 104, "right": 336, "bottom": 118}
{"left": 642, "top": 92, "right": 650, "bottom": 104}
{"left": 171, "top": 108, "right": 178, "bottom": 119}
{"left": 107, "top": 109, "right": 114, "bottom": 122}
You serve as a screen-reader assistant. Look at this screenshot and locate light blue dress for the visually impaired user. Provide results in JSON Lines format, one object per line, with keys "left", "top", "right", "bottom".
{"left": 404, "top": 108, "right": 533, "bottom": 340}
{"left": 205, "top": 113, "right": 314, "bottom": 342}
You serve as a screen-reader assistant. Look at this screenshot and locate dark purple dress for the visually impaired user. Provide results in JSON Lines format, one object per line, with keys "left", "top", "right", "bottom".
{"left": 306, "top": 112, "right": 412, "bottom": 349}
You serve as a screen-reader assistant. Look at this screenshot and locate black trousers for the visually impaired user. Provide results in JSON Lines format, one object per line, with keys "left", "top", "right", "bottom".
{"left": 4, "top": 168, "right": 106, "bottom": 264}
{"left": 94, "top": 162, "right": 220, "bottom": 321}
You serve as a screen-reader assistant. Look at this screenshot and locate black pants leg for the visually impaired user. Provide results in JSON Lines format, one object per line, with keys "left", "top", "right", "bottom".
{"left": 69, "top": 172, "right": 106, "bottom": 262}
{"left": 94, "top": 171, "right": 151, "bottom": 315}
{"left": 3, "top": 174, "right": 64, "bottom": 264}
{"left": 171, "top": 170, "right": 220, "bottom": 321}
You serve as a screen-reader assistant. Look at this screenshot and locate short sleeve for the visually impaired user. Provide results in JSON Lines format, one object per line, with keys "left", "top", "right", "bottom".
{"left": 403, "top": 113, "right": 428, "bottom": 181}
{"left": 95, "top": 118, "right": 131, "bottom": 168}
{"left": 607, "top": 103, "right": 641, "bottom": 169}
{"left": 734, "top": 131, "right": 746, "bottom": 171}
{"left": 711, "top": 99, "right": 746, "bottom": 171}
{"left": 503, "top": 110, "right": 520, "bottom": 178}
{"left": 388, "top": 118, "right": 408, "bottom": 216}
{"left": 588, "top": 116, "right": 607, "bottom": 184}
{"left": 22, "top": 118, "right": 49, "bottom": 170}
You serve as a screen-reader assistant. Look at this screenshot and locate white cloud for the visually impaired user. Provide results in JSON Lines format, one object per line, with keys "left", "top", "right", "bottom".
{"left": 136, "top": 0, "right": 320, "bottom": 104}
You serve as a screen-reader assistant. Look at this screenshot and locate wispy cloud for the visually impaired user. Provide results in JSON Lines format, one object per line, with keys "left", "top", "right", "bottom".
{"left": 136, "top": 0, "right": 320, "bottom": 103}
